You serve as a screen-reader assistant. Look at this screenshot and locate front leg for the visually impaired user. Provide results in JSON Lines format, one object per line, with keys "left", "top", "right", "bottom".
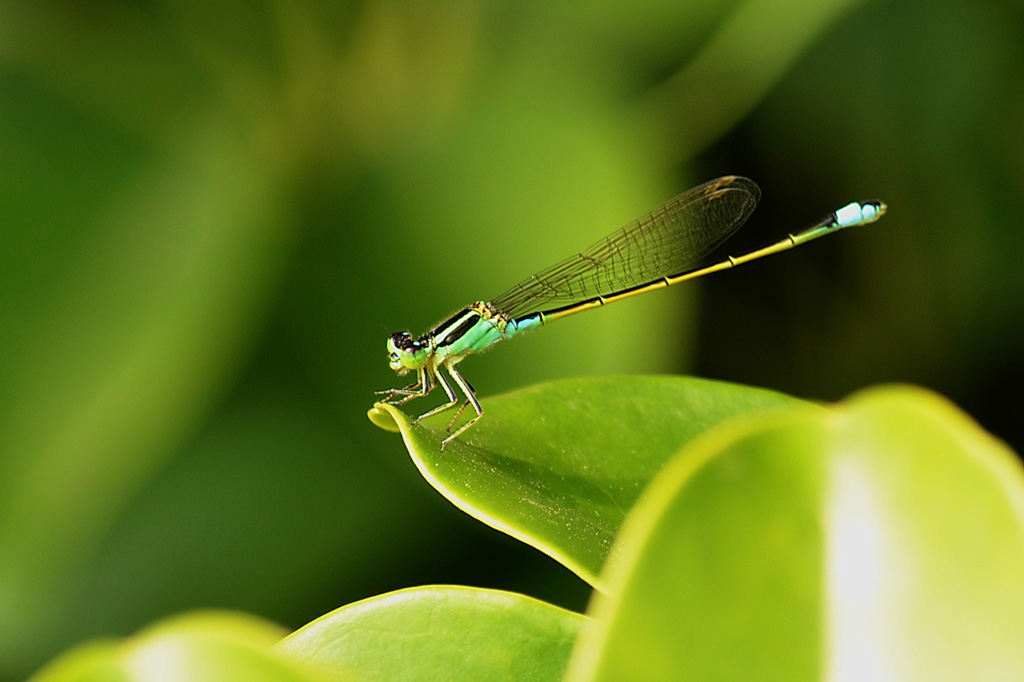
{"left": 376, "top": 368, "right": 431, "bottom": 405}
{"left": 375, "top": 380, "right": 418, "bottom": 397}
{"left": 393, "top": 367, "right": 437, "bottom": 405}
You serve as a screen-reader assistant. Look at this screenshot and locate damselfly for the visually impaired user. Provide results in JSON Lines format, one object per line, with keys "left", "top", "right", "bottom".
{"left": 377, "top": 176, "right": 886, "bottom": 449}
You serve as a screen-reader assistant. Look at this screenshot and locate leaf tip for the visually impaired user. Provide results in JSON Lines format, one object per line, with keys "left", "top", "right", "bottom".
{"left": 367, "top": 402, "right": 402, "bottom": 433}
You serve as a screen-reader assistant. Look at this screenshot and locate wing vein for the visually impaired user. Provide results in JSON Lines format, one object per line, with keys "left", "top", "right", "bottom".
{"left": 490, "top": 176, "right": 761, "bottom": 318}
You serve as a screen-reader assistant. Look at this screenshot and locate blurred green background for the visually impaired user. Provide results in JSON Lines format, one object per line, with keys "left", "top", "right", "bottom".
{"left": 2, "top": 0, "right": 1022, "bottom": 678}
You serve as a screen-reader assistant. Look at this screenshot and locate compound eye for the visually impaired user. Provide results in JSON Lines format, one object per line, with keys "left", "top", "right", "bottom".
{"left": 389, "top": 331, "right": 412, "bottom": 344}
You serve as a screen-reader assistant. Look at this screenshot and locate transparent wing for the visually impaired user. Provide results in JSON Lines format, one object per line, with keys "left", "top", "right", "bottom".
{"left": 490, "top": 176, "right": 761, "bottom": 318}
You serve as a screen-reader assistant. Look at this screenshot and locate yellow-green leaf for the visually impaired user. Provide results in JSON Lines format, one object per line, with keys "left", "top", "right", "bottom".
{"left": 279, "top": 586, "right": 585, "bottom": 682}
{"left": 370, "top": 375, "right": 810, "bottom": 586}
{"left": 568, "top": 386, "right": 1024, "bottom": 681}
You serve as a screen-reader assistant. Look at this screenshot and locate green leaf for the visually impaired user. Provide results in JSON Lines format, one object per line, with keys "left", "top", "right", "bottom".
{"left": 369, "top": 375, "right": 811, "bottom": 586}
{"left": 278, "top": 585, "right": 585, "bottom": 682}
{"left": 23, "top": 640, "right": 125, "bottom": 682}
{"left": 567, "top": 385, "right": 1024, "bottom": 681}
{"left": 29, "top": 612, "right": 321, "bottom": 682}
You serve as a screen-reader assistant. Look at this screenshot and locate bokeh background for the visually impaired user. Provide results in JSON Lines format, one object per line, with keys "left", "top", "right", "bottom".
{"left": 2, "top": 0, "right": 1022, "bottom": 678}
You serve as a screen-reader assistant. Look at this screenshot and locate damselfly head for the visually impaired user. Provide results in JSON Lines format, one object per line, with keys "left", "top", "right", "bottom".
{"left": 387, "top": 331, "right": 429, "bottom": 373}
